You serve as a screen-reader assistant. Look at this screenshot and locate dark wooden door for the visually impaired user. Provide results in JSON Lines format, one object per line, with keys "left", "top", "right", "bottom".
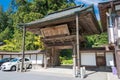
{"left": 97, "top": 56, "right": 106, "bottom": 66}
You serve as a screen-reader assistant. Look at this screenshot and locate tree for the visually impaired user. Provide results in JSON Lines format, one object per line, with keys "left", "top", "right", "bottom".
{"left": 0, "top": 0, "right": 76, "bottom": 51}
{"left": 0, "top": 6, "right": 14, "bottom": 42}
{"left": 85, "top": 32, "right": 108, "bottom": 48}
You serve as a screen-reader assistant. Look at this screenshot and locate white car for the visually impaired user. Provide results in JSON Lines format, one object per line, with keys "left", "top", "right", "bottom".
{"left": 1, "top": 58, "right": 32, "bottom": 71}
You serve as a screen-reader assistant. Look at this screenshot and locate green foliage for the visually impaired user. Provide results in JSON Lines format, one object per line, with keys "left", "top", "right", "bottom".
{"left": 0, "top": 40, "right": 19, "bottom": 51}
{"left": 0, "top": 0, "right": 76, "bottom": 51}
{"left": 0, "top": 27, "right": 10, "bottom": 41}
{"left": 60, "top": 59, "right": 73, "bottom": 65}
{"left": 23, "top": 12, "right": 43, "bottom": 23}
{"left": 0, "top": 6, "right": 14, "bottom": 42}
{"left": 60, "top": 49, "right": 72, "bottom": 59}
{"left": 85, "top": 32, "right": 108, "bottom": 48}
{"left": 60, "top": 49, "right": 73, "bottom": 65}
{"left": 60, "top": 56, "right": 73, "bottom": 65}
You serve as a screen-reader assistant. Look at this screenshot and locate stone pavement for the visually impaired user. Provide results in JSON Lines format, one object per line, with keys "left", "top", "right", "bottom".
{"left": 0, "top": 66, "right": 119, "bottom": 80}
{"left": 31, "top": 66, "right": 120, "bottom": 80}
{"left": 31, "top": 67, "right": 109, "bottom": 80}
{"left": 107, "top": 72, "right": 119, "bottom": 80}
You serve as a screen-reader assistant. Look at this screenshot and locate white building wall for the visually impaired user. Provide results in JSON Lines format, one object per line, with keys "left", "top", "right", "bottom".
{"left": 31, "top": 54, "right": 36, "bottom": 64}
{"left": 11, "top": 55, "right": 18, "bottom": 58}
{"left": 3, "top": 55, "right": 10, "bottom": 58}
{"left": 106, "top": 52, "right": 114, "bottom": 66}
{"left": 37, "top": 54, "right": 43, "bottom": 64}
{"left": 81, "top": 53, "right": 96, "bottom": 66}
{"left": 25, "top": 55, "right": 30, "bottom": 59}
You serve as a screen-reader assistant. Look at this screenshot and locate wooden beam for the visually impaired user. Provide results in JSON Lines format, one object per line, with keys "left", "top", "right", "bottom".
{"left": 99, "top": 1, "right": 120, "bottom": 9}
{"left": 42, "top": 35, "right": 84, "bottom": 42}
{"left": 45, "top": 41, "right": 73, "bottom": 46}
{"left": 54, "top": 45, "right": 72, "bottom": 49}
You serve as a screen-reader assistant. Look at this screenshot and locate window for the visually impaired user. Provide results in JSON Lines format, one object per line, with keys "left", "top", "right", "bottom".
{"left": 19, "top": 59, "right": 22, "bottom": 62}
{"left": 115, "top": 5, "right": 120, "bottom": 11}
{"left": 25, "top": 58, "right": 29, "bottom": 61}
{"left": 118, "top": 17, "right": 120, "bottom": 29}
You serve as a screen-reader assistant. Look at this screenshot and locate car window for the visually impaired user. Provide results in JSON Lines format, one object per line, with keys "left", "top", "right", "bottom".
{"left": 19, "top": 59, "right": 22, "bottom": 62}
{"left": 2, "top": 58, "right": 9, "bottom": 62}
{"left": 25, "top": 58, "right": 29, "bottom": 61}
{"left": 10, "top": 58, "right": 18, "bottom": 62}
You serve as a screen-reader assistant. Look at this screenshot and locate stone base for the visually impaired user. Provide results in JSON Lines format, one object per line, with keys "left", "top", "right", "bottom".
{"left": 32, "top": 64, "right": 43, "bottom": 69}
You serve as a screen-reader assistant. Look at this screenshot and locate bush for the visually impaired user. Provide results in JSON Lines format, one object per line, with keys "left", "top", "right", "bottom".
{"left": 59, "top": 49, "right": 73, "bottom": 65}
{"left": 61, "top": 59, "right": 73, "bottom": 65}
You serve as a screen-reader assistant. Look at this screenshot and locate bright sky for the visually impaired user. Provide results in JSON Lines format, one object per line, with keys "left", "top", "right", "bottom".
{"left": 0, "top": 0, "right": 11, "bottom": 11}
{"left": 0, "top": 0, "right": 109, "bottom": 20}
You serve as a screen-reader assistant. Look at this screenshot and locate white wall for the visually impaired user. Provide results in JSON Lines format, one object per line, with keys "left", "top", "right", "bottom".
{"left": 106, "top": 52, "right": 114, "bottom": 66}
{"left": 31, "top": 54, "right": 37, "bottom": 64}
{"left": 81, "top": 53, "right": 96, "bottom": 66}
{"left": 3, "top": 55, "right": 10, "bottom": 58}
{"left": 30, "top": 54, "right": 43, "bottom": 65}
{"left": 25, "top": 55, "right": 30, "bottom": 59}
{"left": 37, "top": 54, "right": 43, "bottom": 64}
{"left": 11, "top": 55, "right": 18, "bottom": 58}
{"left": 0, "top": 53, "right": 43, "bottom": 65}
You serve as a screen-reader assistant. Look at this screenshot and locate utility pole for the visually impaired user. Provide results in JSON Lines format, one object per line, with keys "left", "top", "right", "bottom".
{"left": 21, "top": 26, "right": 26, "bottom": 72}
{"left": 76, "top": 13, "right": 80, "bottom": 77}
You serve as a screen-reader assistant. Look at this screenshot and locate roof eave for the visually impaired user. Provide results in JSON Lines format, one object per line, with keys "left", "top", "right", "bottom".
{"left": 20, "top": 5, "right": 94, "bottom": 27}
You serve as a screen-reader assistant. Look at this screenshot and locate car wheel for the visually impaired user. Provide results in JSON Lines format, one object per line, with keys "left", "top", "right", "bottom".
{"left": 28, "top": 64, "right": 32, "bottom": 69}
{"left": 11, "top": 66, "right": 16, "bottom": 71}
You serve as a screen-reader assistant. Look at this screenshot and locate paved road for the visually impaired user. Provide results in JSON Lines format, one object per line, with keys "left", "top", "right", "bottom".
{"left": 0, "top": 70, "right": 84, "bottom": 80}
{"left": 0, "top": 68, "right": 111, "bottom": 80}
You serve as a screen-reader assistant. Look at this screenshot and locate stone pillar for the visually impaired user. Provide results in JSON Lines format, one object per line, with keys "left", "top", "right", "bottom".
{"left": 44, "top": 51, "right": 47, "bottom": 69}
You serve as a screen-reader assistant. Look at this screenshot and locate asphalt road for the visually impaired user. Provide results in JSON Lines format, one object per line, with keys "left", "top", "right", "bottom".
{"left": 0, "top": 70, "right": 83, "bottom": 80}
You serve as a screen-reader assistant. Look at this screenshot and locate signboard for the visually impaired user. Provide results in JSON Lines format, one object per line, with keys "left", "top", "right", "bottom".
{"left": 40, "top": 24, "right": 70, "bottom": 37}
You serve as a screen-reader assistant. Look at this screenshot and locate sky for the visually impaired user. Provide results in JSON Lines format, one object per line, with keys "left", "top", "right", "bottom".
{"left": 0, "top": 0, "right": 109, "bottom": 20}
{"left": 0, "top": 0, "right": 11, "bottom": 11}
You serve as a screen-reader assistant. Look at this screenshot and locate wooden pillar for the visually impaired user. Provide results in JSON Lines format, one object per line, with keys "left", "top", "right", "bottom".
{"left": 51, "top": 47, "right": 60, "bottom": 67}
{"left": 76, "top": 13, "right": 80, "bottom": 76}
{"left": 1, "top": 54, "right": 3, "bottom": 59}
{"left": 51, "top": 47, "right": 54, "bottom": 67}
{"left": 21, "top": 26, "right": 26, "bottom": 72}
{"left": 49, "top": 47, "right": 52, "bottom": 67}
{"left": 55, "top": 49, "right": 60, "bottom": 66}
{"left": 10, "top": 55, "right": 12, "bottom": 58}
{"left": 115, "top": 51, "right": 120, "bottom": 78}
{"left": 72, "top": 43, "right": 77, "bottom": 77}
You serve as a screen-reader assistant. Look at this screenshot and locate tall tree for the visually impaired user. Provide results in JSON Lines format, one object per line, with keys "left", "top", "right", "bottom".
{"left": 0, "top": 6, "right": 14, "bottom": 42}
{"left": 0, "top": 0, "right": 76, "bottom": 51}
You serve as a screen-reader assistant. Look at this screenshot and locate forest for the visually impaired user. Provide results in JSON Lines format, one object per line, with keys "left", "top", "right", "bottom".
{"left": 0, "top": 0, "right": 108, "bottom": 52}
